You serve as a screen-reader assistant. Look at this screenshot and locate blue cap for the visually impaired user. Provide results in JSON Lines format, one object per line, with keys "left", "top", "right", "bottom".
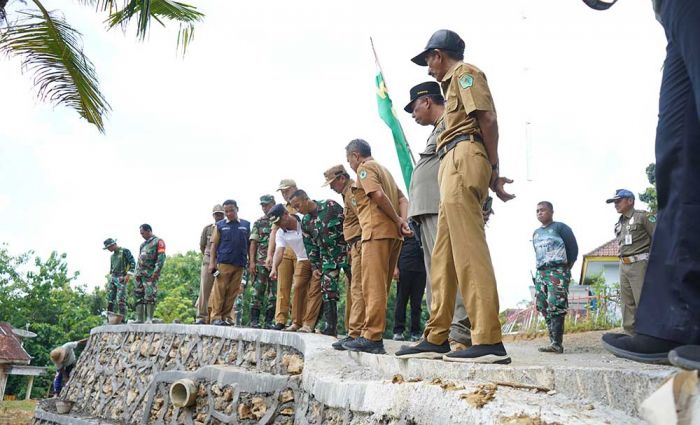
{"left": 606, "top": 189, "right": 635, "bottom": 203}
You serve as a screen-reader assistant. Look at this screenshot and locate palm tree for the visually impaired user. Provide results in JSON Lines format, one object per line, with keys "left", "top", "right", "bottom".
{"left": 0, "top": 0, "right": 204, "bottom": 133}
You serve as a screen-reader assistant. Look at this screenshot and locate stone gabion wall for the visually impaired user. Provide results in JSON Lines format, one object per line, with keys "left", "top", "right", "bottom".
{"left": 61, "top": 329, "right": 304, "bottom": 424}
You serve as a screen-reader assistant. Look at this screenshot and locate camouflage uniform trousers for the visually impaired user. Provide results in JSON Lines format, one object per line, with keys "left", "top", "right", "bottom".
{"left": 252, "top": 265, "right": 277, "bottom": 311}
{"left": 107, "top": 275, "right": 128, "bottom": 316}
{"left": 135, "top": 275, "right": 158, "bottom": 305}
{"left": 534, "top": 265, "right": 571, "bottom": 322}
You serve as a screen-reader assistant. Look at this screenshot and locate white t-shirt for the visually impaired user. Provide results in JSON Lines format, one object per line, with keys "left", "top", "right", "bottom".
{"left": 275, "top": 220, "right": 308, "bottom": 261}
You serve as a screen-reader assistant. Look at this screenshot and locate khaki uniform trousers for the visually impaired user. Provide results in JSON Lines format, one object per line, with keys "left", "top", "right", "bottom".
{"left": 347, "top": 240, "right": 365, "bottom": 338}
{"left": 361, "top": 238, "right": 402, "bottom": 341}
{"left": 196, "top": 261, "right": 215, "bottom": 321}
{"left": 290, "top": 260, "right": 323, "bottom": 327}
{"left": 619, "top": 260, "right": 648, "bottom": 334}
{"left": 275, "top": 247, "right": 296, "bottom": 325}
{"left": 209, "top": 264, "right": 244, "bottom": 322}
{"left": 424, "top": 141, "right": 502, "bottom": 345}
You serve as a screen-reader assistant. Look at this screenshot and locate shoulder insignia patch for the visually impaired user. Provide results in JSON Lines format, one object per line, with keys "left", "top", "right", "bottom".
{"left": 459, "top": 74, "right": 474, "bottom": 89}
{"left": 359, "top": 170, "right": 368, "bottom": 179}
{"left": 648, "top": 214, "right": 656, "bottom": 223}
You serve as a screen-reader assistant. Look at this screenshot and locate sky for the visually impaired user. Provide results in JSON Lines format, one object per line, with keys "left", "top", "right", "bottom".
{"left": 0, "top": 0, "right": 665, "bottom": 309}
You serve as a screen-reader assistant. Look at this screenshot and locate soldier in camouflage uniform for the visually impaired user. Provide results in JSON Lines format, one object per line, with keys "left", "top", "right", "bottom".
{"left": 248, "top": 194, "right": 277, "bottom": 328}
{"left": 532, "top": 202, "right": 578, "bottom": 354}
{"left": 290, "top": 189, "right": 347, "bottom": 337}
{"left": 135, "top": 223, "right": 166, "bottom": 324}
{"left": 103, "top": 238, "right": 135, "bottom": 318}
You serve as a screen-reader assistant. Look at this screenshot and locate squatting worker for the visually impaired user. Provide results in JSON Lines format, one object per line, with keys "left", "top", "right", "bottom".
{"left": 248, "top": 195, "right": 278, "bottom": 329}
{"left": 532, "top": 201, "right": 578, "bottom": 354}
{"left": 208, "top": 199, "right": 250, "bottom": 326}
{"left": 606, "top": 189, "right": 655, "bottom": 335}
{"left": 323, "top": 164, "right": 365, "bottom": 351}
{"left": 266, "top": 179, "right": 299, "bottom": 330}
{"left": 267, "top": 204, "right": 322, "bottom": 333}
{"left": 135, "top": 224, "right": 166, "bottom": 324}
{"left": 342, "top": 139, "right": 411, "bottom": 355}
{"left": 103, "top": 237, "right": 135, "bottom": 319}
{"left": 196, "top": 204, "right": 225, "bottom": 324}
{"left": 404, "top": 81, "right": 473, "bottom": 352}
{"left": 397, "top": 29, "right": 515, "bottom": 364}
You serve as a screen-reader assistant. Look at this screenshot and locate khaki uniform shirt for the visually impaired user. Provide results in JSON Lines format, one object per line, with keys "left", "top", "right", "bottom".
{"left": 200, "top": 223, "right": 215, "bottom": 266}
{"left": 341, "top": 179, "right": 361, "bottom": 242}
{"left": 408, "top": 117, "right": 445, "bottom": 218}
{"left": 354, "top": 159, "right": 403, "bottom": 241}
{"left": 615, "top": 209, "right": 656, "bottom": 257}
{"left": 439, "top": 61, "right": 496, "bottom": 149}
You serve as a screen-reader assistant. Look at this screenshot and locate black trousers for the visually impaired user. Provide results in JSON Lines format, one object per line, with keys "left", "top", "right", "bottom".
{"left": 393, "top": 269, "right": 426, "bottom": 335}
{"left": 636, "top": 0, "right": 700, "bottom": 345}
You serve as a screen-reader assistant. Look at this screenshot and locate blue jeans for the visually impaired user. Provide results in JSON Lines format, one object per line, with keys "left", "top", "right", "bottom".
{"left": 636, "top": 0, "right": 700, "bottom": 344}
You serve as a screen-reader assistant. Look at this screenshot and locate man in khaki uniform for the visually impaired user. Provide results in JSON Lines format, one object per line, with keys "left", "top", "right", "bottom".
{"left": 196, "top": 204, "right": 225, "bottom": 324}
{"left": 404, "top": 81, "right": 473, "bottom": 352}
{"left": 397, "top": 29, "right": 514, "bottom": 363}
{"left": 342, "top": 139, "right": 411, "bottom": 354}
{"left": 266, "top": 179, "right": 299, "bottom": 330}
{"left": 606, "top": 189, "right": 656, "bottom": 334}
{"left": 323, "top": 164, "right": 364, "bottom": 350}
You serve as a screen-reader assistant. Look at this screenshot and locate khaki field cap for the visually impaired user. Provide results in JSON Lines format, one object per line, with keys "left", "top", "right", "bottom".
{"left": 212, "top": 204, "right": 224, "bottom": 214}
{"left": 50, "top": 347, "right": 66, "bottom": 366}
{"left": 277, "top": 179, "right": 297, "bottom": 191}
{"left": 322, "top": 164, "right": 348, "bottom": 186}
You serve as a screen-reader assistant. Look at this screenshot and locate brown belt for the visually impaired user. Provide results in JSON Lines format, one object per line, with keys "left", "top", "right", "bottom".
{"left": 438, "top": 133, "right": 483, "bottom": 160}
{"left": 620, "top": 253, "right": 649, "bottom": 264}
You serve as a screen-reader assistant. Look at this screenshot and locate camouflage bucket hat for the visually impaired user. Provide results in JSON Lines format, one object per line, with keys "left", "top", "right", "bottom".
{"left": 103, "top": 238, "right": 117, "bottom": 250}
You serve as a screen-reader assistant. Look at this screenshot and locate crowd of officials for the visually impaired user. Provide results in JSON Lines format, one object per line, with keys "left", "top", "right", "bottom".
{"left": 92, "top": 20, "right": 699, "bottom": 372}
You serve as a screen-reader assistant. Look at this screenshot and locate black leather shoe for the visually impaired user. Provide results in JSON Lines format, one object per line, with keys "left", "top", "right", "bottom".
{"left": 212, "top": 319, "right": 230, "bottom": 326}
{"left": 270, "top": 322, "right": 285, "bottom": 331}
{"left": 601, "top": 332, "right": 680, "bottom": 364}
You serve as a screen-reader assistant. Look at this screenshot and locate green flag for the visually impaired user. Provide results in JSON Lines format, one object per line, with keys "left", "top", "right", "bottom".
{"left": 375, "top": 71, "right": 413, "bottom": 190}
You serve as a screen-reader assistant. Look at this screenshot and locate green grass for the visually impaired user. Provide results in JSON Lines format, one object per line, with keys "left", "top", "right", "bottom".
{"left": 0, "top": 400, "right": 36, "bottom": 412}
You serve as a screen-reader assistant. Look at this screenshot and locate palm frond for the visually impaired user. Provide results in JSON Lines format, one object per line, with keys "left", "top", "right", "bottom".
{"left": 0, "top": 0, "right": 110, "bottom": 132}
{"left": 107, "top": 0, "right": 203, "bottom": 55}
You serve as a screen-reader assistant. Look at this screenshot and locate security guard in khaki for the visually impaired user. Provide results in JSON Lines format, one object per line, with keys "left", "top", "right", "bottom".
{"left": 342, "top": 139, "right": 409, "bottom": 354}
{"left": 397, "top": 29, "right": 514, "bottom": 363}
{"left": 606, "top": 189, "right": 656, "bottom": 334}
{"left": 322, "top": 164, "right": 364, "bottom": 350}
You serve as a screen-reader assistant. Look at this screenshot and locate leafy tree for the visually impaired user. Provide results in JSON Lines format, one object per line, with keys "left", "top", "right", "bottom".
{"left": 154, "top": 251, "right": 201, "bottom": 323}
{"left": 639, "top": 163, "right": 657, "bottom": 213}
{"left": 0, "top": 0, "right": 204, "bottom": 133}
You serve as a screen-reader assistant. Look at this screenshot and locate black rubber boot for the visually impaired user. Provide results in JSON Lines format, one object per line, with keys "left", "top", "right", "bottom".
{"left": 539, "top": 315, "right": 564, "bottom": 353}
{"left": 264, "top": 306, "right": 275, "bottom": 329}
{"left": 250, "top": 307, "right": 261, "bottom": 328}
{"left": 321, "top": 301, "right": 337, "bottom": 337}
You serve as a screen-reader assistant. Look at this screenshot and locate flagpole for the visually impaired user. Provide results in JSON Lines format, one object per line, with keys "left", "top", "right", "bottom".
{"left": 370, "top": 37, "right": 417, "bottom": 166}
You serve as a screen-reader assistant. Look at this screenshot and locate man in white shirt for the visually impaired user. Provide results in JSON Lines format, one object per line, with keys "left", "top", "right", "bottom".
{"left": 268, "top": 204, "right": 322, "bottom": 332}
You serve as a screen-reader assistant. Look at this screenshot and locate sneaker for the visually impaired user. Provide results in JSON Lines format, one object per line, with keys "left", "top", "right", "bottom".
{"left": 393, "top": 333, "right": 405, "bottom": 341}
{"left": 409, "top": 333, "right": 422, "bottom": 342}
{"left": 342, "top": 337, "right": 386, "bottom": 354}
{"left": 669, "top": 345, "right": 700, "bottom": 370}
{"left": 442, "top": 343, "right": 511, "bottom": 364}
{"left": 332, "top": 336, "right": 353, "bottom": 351}
{"left": 601, "top": 332, "right": 680, "bottom": 364}
{"left": 211, "top": 319, "right": 230, "bottom": 326}
{"left": 395, "top": 339, "right": 450, "bottom": 359}
{"left": 270, "top": 323, "right": 285, "bottom": 331}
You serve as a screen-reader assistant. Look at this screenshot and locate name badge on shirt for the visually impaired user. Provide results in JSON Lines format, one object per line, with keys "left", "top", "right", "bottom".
{"left": 624, "top": 234, "right": 632, "bottom": 245}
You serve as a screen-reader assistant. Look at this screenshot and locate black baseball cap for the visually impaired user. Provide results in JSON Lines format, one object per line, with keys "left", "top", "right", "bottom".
{"left": 411, "top": 29, "right": 465, "bottom": 66}
{"left": 404, "top": 81, "right": 444, "bottom": 113}
{"left": 267, "top": 203, "right": 286, "bottom": 224}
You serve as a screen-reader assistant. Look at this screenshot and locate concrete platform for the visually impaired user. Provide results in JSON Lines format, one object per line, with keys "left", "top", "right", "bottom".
{"left": 31, "top": 325, "right": 696, "bottom": 425}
